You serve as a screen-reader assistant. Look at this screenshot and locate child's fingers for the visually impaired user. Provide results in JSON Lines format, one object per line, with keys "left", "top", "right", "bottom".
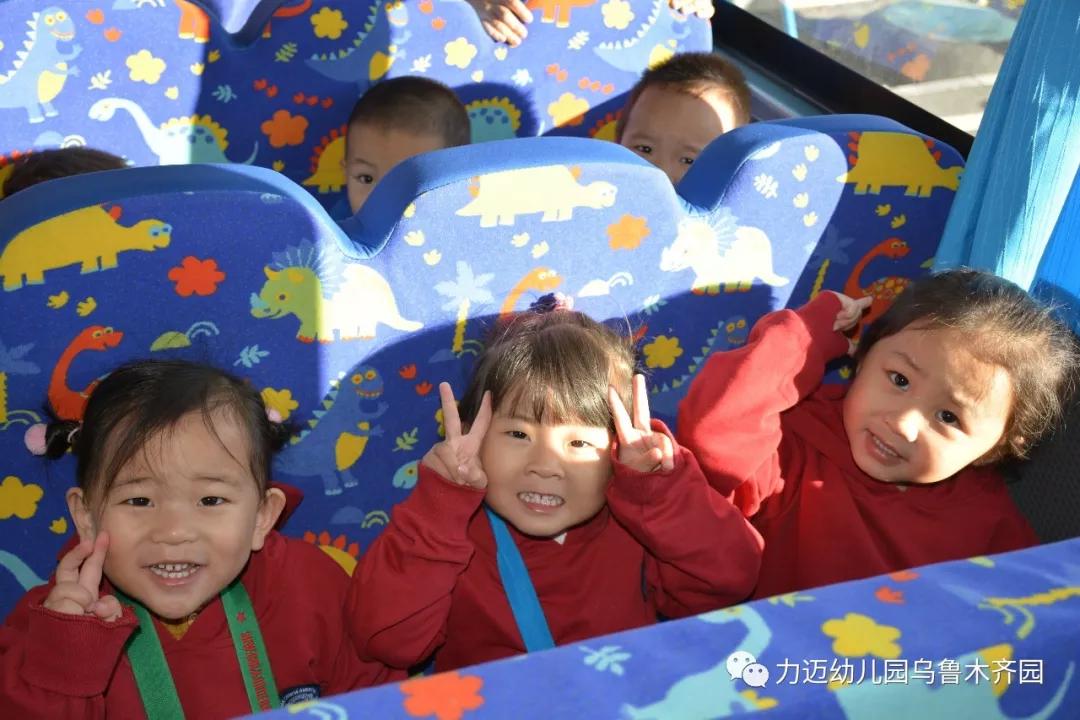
{"left": 657, "top": 433, "right": 675, "bottom": 472}
{"left": 481, "top": 19, "right": 506, "bottom": 43}
{"left": 507, "top": 0, "right": 534, "bottom": 24}
{"left": 44, "top": 583, "right": 97, "bottom": 615}
{"left": 467, "top": 391, "right": 493, "bottom": 446}
{"left": 495, "top": 5, "right": 529, "bottom": 39}
{"left": 439, "top": 382, "right": 463, "bottom": 440}
{"left": 632, "top": 374, "right": 650, "bottom": 430}
{"left": 856, "top": 295, "right": 873, "bottom": 311}
{"left": 77, "top": 531, "right": 109, "bottom": 598}
{"left": 608, "top": 385, "right": 635, "bottom": 444}
{"left": 91, "top": 594, "right": 123, "bottom": 622}
{"left": 55, "top": 539, "right": 94, "bottom": 586}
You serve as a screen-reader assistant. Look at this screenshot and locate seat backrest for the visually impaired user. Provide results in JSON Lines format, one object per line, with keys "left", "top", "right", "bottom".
{"left": 0, "top": 0, "right": 710, "bottom": 207}
{"left": 0, "top": 114, "right": 959, "bottom": 616}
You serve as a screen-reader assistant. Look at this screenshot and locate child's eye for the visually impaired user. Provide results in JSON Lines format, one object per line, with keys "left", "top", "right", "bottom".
{"left": 679, "top": 156, "right": 696, "bottom": 165}
{"left": 887, "top": 371, "right": 909, "bottom": 388}
{"left": 122, "top": 497, "right": 151, "bottom": 507}
{"left": 569, "top": 440, "right": 593, "bottom": 449}
{"left": 200, "top": 496, "right": 227, "bottom": 507}
{"left": 353, "top": 174, "right": 374, "bottom": 185}
{"left": 506, "top": 430, "right": 528, "bottom": 440}
{"left": 632, "top": 144, "right": 652, "bottom": 155}
{"left": 937, "top": 410, "right": 960, "bottom": 427}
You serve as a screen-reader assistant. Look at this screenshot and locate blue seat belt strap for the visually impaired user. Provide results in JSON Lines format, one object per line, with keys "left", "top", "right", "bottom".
{"left": 484, "top": 506, "right": 556, "bottom": 652}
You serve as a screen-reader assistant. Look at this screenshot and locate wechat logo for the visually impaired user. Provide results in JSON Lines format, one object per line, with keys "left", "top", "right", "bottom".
{"left": 727, "top": 651, "right": 770, "bottom": 688}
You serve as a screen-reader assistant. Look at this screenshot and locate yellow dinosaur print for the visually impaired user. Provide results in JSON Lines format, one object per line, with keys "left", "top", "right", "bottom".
{"left": 839, "top": 132, "right": 963, "bottom": 197}
{"left": 0, "top": 206, "right": 172, "bottom": 291}
{"left": 456, "top": 165, "right": 617, "bottom": 228}
{"left": 303, "top": 129, "right": 346, "bottom": 193}
{"left": 980, "top": 586, "right": 1080, "bottom": 639}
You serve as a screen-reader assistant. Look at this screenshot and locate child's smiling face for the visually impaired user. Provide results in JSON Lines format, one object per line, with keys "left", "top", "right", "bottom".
{"left": 843, "top": 324, "right": 1014, "bottom": 485}
{"left": 480, "top": 404, "right": 613, "bottom": 538}
{"left": 69, "top": 410, "right": 282, "bottom": 621}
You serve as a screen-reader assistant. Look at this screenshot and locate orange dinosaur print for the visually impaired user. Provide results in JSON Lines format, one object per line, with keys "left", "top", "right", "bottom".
{"left": 174, "top": 0, "right": 210, "bottom": 43}
{"left": 844, "top": 237, "right": 911, "bottom": 339}
{"left": 527, "top": 0, "right": 598, "bottom": 28}
{"left": 48, "top": 325, "right": 123, "bottom": 420}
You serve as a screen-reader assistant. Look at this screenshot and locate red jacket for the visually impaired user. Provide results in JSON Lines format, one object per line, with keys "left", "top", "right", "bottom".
{"left": 0, "top": 532, "right": 400, "bottom": 719}
{"left": 678, "top": 293, "right": 1038, "bottom": 599}
{"left": 348, "top": 428, "right": 762, "bottom": 671}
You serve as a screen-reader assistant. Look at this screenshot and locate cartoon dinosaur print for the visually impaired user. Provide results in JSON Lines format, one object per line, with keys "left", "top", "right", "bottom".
{"left": 649, "top": 316, "right": 748, "bottom": 420}
{"left": 527, "top": 0, "right": 597, "bottom": 28}
{"left": 174, "top": 0, "right": 210, "bottom": 43}
{"left": 457, "top": 166, "right": 617, "bottom": 228}
{"left": 48, "top": 325, "right": 123, "bottom": 420}
{"left": 840, "top": 132, "right": 963, "bottom": 196}
{"left": 88, "top": 98, "right": 259, "bottom": 165}
{"left": 835, "top": 645, "right": 1074, "bottom": 720}
{"left": 844, "top": 237, "right": 911, "bottom": 337}
{"left": 303, "top": 126, "right": 346, "bottom": 193}
{"left": 250, "top": 241, "right": 422, "bottom": 343}
{"left": 623, "top": 606, "right": 772, "bottom": 718}
{"left": 466, "top": 98, "right": 522, "bottom": 143}
{"left": 500, "top": 267, "right": 562, "bottom": 317}
{"left": 0, "top": 205, "right": 172, "bottom": 291}
{"left": 275, "top": 365, "right": 389, "bottom": 495}
{"left": 979, "top": 586, "right": 1080, "bottom": 640}
{"left": 0, "top": 7, "right": 82, "bottom": 124}
{"left": 660, "top": 213, "right": 788, "bottom": 294}
{"left": 594, "top": 0, "right": 692, "bottom": 73}
{"left": 260, "top": 0, "right": 314, "bottom": 38}
{"left": 306, "top": 0, "right": 411, "bottom": 85}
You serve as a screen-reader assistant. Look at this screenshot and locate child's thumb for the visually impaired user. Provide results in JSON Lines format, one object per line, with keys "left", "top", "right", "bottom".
{"left": 91, "top": 595, "right": 124, "bottom": 622}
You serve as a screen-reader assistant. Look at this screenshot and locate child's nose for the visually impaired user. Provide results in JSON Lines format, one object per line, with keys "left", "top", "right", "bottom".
{"left": 526, "top": 442, "right": 564, "bottom": 479}
{"left": 150, "top": 506, "right": 198, "bottom": 544}
{"left": 889, "top": 407, "right": 923, "bottom": 443}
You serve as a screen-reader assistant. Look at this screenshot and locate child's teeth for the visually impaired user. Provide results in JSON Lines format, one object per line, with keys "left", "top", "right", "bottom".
{"left": 519, "top": 491, "right": 564, "bottom": 507}
{"left": 150, "top": 563, "right": 199, "bottom": 579}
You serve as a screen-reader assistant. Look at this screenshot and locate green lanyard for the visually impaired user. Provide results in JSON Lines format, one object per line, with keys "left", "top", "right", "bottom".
{"left": 115, "top": 580, "right": 280, "bottom": 718}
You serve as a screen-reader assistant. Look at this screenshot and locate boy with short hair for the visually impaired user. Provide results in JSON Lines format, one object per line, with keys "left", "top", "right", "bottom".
{"left": 343, "top": 76, "right": 471, "bottom": 214}
{"left": 2, "top": 147, "right": 126, "bottom": 198}
{"left": 617, "top": 52, "right": 751, "bottom": 184}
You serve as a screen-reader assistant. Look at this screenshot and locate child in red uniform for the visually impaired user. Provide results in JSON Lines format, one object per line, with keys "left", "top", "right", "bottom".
{"left": 349, "top": 303, "right": 761, "bottom": 672}
{"left": 679, "top": 269, "right": 1078, "bottom": 599}
{"left": 1, "top": 360, "right": 397, "bottom": 718}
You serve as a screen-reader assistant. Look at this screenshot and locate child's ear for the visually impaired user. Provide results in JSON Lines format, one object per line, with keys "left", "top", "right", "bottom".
{"left": 251, "top": 487, "right": 286, "bottom": 551}
{"left": 65, "top": 487, "right": 96, "bottom": 543}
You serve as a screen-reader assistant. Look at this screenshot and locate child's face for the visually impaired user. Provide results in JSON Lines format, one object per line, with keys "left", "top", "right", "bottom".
{"left": 843, "top": 324, "right": 1014, "bottom": 485}
{"left": 344, "top": 122, "right": 448, "bottom": 213}
{"left": 68, "top": 411, "right": 283, "bottom": 621}
{"left": 620, "top": 85, "right": 741, "bottom": 185}
{"left": 480, "top": 408, "right": 613, "bottom": 538}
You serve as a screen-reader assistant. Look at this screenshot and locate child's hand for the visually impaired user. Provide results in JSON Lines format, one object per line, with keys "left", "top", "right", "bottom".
{"left": 609, "top": 374, "right": 675, "bottom": 474}
{"left": 466, "top": 0, "right": 533, "bottom": 47}
{"left": 669, "top": 0, "right": 715, "bottom": 20}
{"left": 44, "top": 532, "right": 123, "bottom": 621}
{"left": 422, "top": 383, "right": 493, "bottom": 489}
{"left": 829, "top": 292, "right": 873, "bottom": 354}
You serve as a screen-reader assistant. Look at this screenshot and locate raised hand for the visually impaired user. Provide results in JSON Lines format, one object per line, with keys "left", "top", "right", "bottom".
{"left": 43, "top": 531, "right": 122, "bottom": 621}
{"left": 669, "top": 0, "right": 715, "bottom": 20}
{"left": 422, "top": 383, "right": 493, "bottom": 489}
{"left": 465, "top": 0, "right": 533, "bottom": 47}
{"left": 831, "top": 292, "right": 873, "bottom": 333}
{"left": 609, "top": 374, "right": 675, "bottom": 474}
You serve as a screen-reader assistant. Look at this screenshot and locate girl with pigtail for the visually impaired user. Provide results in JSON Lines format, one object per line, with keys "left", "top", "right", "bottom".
{"left": 1, "top": 359, "right": 397, "bottom": 718}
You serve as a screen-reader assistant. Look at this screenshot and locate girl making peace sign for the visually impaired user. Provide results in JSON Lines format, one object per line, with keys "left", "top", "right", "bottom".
{"left": 348, "top": 302, "right": 761, "bottom": 672}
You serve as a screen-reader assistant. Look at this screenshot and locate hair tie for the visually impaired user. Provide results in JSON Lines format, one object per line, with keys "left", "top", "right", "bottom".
{"left": 67, "top": 426, "right": 80, "bottom": 446}
{"left": 266, "top": 407, "right": 283, "bottom": 424}
{"left": 24, "top": 423, "right": 47, "bottom": 456}
{"left": 531, "top": 292, "right": 574, "bottom": 313}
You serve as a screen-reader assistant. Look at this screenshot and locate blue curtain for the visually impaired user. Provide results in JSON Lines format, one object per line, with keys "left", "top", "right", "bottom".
{"left": 934, "top": 0, "right": 1080, "bottom": 292}
{"left": 1032, "top": 168, "right": 1080, "bottom": 328}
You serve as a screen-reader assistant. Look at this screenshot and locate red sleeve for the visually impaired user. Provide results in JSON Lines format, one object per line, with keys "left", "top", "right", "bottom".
{"left": 606, "top": 421, "right": 763, "bottom": 617}
{"left": 280, "top": 540, "right": 403, "bottom": 693}
{"left": 677, "top": 293, "right": 849, "bottom": 517}
{"left": 346, "top": 464, "right": 484, "bottom": 670}
{"left": 0, "top": 585, "right": 137, "bottom": 718}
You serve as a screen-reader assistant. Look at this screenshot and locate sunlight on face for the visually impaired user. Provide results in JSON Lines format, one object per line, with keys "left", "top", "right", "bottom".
{"left": 344, "top": 123, "right": 448, "bottom": 213}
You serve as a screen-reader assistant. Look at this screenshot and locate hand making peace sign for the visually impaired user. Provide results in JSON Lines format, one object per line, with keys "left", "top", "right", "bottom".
{"left": 422, "top": 383, "right": 493, "bottom": 490}
{"left": 609, "top": 374, "right": 675, "bottom": 474}
{"left": 44, "top": 531, "right": 123, "bottom": 621}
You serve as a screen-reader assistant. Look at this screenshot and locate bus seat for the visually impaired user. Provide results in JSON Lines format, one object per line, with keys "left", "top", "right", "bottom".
{"left": 0, "top": 0, "right": 710, "bottom": 209}
{"left": 0, "top": 114, "right": 955, "bottom": 616}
